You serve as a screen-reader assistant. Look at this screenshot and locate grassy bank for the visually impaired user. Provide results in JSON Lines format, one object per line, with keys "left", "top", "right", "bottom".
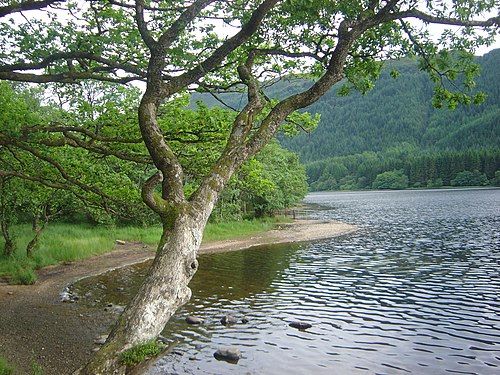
{"left": 0, "top": 219, "right": 287, "bottom": 284}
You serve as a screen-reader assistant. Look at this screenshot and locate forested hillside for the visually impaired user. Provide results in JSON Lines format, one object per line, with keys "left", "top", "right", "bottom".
{"left": 191, "top": 49, "right": 499, "bottom": 191}
{"left": 280, "top": 49, "right": 500, "bottom": 159}
{"left": 276, "top": 49, "right": 500, "bottom": 190}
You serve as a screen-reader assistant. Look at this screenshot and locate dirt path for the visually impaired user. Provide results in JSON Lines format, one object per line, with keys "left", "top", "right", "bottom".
{"left": 0, "top": 220, "right": 356, "bottom": 375}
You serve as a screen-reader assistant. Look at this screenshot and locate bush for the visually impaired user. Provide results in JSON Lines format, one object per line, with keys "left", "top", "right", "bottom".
{"left": 492, "top": 171, "right": 500, "bottom": 186}
{"left": 372, "top": 170, "right": 409, "bottom": 190}
{"left": 451, "top": 170, "right": 488, "bottom": 186}
{"left": 427, "top": 178, "right": 443, "bottom": 188}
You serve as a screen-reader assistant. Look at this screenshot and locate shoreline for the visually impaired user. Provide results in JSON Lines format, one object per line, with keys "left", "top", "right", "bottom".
{"left": 0, "top": 219, "right": 356, "bottom": 375}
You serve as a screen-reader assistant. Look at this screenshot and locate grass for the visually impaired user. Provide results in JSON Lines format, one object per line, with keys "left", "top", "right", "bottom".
{"left": 120, "top": 340, "right": 165, "bottom": 367}
{"left": 203, "top": 218, "right": 288, "bottom": 242}
{"left": 0, "top": 218, "right": 290, "bottom": 284}
{"left": 0, "top": 355, "right": 46, "bottom": 375}
{"left": 0, "top": 356, "right": 14, "bottom": 375}
{"left": 0, "top": 223, "right": 163, "bottom": 284}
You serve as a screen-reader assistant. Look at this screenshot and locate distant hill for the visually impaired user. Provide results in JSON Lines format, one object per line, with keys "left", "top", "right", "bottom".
{"left": 278, "top": 49, "right": 500, "bottom": 161}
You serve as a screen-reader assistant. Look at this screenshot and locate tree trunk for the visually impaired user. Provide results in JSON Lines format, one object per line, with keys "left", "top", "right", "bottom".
{"left": 79, "top": 203, "right": 208, "bottom": 374}
{"left": 0, "top": 177, "right": 15, "bottom": 257}
{"left": 26, "top": 214, "right": 47, "bottom": 258}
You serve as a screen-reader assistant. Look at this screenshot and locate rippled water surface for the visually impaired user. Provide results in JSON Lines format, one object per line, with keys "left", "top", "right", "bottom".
{"left": 71, "top": 189, "right": 500, "bottom": 374}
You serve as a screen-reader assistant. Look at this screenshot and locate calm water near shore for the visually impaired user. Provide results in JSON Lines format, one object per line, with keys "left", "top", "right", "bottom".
{"left": 71, "top": 188, "right": 500, "bottom": 374}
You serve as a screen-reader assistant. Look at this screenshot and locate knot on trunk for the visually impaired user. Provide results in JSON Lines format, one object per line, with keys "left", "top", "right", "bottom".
{"left": 185, "top": 257, "right": 198, "bottom": 277}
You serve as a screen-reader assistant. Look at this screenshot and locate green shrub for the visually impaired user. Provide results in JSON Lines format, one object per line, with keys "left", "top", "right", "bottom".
{"left": 120, "top": 340, "right": 165, "bottom": 367}
{"left": 451, "top": 170, "right": 489, "bottom": 186}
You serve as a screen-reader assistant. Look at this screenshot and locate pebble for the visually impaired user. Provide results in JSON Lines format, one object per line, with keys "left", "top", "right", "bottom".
{"left": 94, "top": 335, "right": 108, "bottom": 345}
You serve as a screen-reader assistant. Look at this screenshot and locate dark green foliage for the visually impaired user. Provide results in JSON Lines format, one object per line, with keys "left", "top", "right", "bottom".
{"left": 451, "top": 170, "right": 489, "bottom": 187}
{"left": 308, "top": 148, "right": 500, "bottom": 190}
{"left": 212, "top": 142, "right": 308, "bottom": 221}
{"left": 493, "top": 171, "right": 500, "bottom": 187}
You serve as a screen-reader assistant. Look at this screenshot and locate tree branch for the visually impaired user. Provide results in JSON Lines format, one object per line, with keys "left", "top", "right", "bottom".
{"left": 0, "top": 51, "right": 145, "bottom": 77}
{"left": 389, "top": 9, "right": 499, "bottom": 28}
{"left": 166, "top": 0, "right": 281, "bottom": 94}
{"left": 0, "top": 169, "right": 66, "bottom": 189}
{"left": 135, "top": 0, "right": 156, "bottom": 49}
{"left": 3, "top": 139, "right": 128, "bottom": 206}
{"left": 0, "top": 0, "right": 61, "bottom": 18}
{"left": 156, "top": 0, "right": 217, "bottom": 50}
{"left": 0, "top": 70, "right": 142, "bottom": 84}
{"left": 250, "top": 47, "right": 325, "bottom": 62}
{"left": 141, "top": 171, "right": 165, "bottom": 216}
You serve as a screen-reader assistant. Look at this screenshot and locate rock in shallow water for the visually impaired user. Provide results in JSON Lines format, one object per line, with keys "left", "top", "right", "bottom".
{"left": 213, "top": 348, "right": 241, "bottom": 364}
{"left": 220, "top": 315, "right": 239, "bottom": 326}
{"left": 185, "top": 316, "right": 204, "bottom": 324}
{"left": 289, "top": 321, "right": 312, "bottom": 330}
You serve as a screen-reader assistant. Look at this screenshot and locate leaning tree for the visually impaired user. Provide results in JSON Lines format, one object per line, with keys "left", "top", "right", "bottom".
{"left": 0, "top": 0, "right": 497, "bottom": 373}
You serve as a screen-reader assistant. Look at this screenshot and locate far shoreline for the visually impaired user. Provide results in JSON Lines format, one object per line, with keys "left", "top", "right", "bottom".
{"left": 199, "top": 219, "right": 357, "bottom": 255}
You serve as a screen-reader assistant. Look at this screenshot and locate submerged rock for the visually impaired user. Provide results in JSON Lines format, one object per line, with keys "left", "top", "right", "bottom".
{"left": 289, "top": 321, "right": 312, "bottom": 330}
{"left": 185, "top": 316, "right": 204, "bottom": 325}
{"left": 220, "top": 315, "right": 239, "bottom": 326}
{"left": 214, "top": 348, "right": 242, "bottom": 364}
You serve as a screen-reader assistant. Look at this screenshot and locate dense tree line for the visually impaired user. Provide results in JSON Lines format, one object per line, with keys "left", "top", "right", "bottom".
{"left": 307, "top": 147, "right": 500, "bottom": 190}
{"left": 272, "top": 49, "right": 500, "bottom": 191}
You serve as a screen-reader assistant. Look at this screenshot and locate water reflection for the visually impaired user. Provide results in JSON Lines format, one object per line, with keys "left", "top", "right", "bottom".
{"left": 69, "top": 242, "right": 299, "bottom": 309}
{"left": 71, "top": 189, "right": 500, "bottom": 374}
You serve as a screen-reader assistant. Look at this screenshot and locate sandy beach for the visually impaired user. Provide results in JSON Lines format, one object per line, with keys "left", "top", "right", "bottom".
{"left": 0, "top": 220, "right": 355, "bottom": 375}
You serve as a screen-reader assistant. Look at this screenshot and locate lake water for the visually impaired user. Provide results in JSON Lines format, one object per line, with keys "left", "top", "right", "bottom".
{"left": 71, "top": 188, "right": 500, "bottom": 374}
